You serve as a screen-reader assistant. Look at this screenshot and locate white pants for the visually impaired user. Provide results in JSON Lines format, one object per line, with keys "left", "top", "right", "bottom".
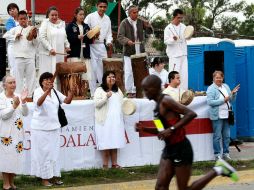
{"left": 89, "top": 44, "right": 107, "bottom": 96}
{"left": 168, "top": 56, "right": 188, "bottom": 90}
{"left": 14, "top": 57, "right": 36, "bottom": 97}
{"left": 7, "top": 43, "right": 15, "bottom": 76}
{"left": 124, "top": 56, "right": 136, "bottom": 93}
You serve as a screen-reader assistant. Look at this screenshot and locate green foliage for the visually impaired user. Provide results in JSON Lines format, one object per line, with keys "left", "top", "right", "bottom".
{"left": 238, "top": 4, "right": 254, "bottom": 36}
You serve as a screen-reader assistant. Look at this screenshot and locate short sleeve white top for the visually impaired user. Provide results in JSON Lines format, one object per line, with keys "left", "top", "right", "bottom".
{"left": 31, "top": 87, "right": 66, "bottom": 130}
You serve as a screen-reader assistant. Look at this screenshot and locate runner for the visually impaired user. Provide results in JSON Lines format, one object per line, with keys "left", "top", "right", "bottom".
{"left": 137, "top": 75, "right": 239, "bottom": 190}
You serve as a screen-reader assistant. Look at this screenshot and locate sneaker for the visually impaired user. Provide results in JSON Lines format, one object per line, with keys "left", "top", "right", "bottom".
{"left": 215, "top": 155, "right": 222, "bottom": 161}
{"left": 215, "top": 158, "right": 239, "bottom": 182}
{"left": 223, "top": 153, "right": 232, "bottom": 160}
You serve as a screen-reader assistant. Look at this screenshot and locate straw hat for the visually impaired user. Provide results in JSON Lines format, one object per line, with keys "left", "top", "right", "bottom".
{"left": 122, "top": 98, "right": 136, "bottom": 115}
{"left": 181, "top": 90, "right": 194, "bottom": 105}
{"left": 87, "top": 25, "right": 101, "bottom": 39}
{"left": 184, "top": 25, "right": 194, "bottom": 39}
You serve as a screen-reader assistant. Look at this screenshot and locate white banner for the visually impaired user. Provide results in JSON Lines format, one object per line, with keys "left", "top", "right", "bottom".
{"left": 21, "top": 97, "right": 213, "bottom": 174}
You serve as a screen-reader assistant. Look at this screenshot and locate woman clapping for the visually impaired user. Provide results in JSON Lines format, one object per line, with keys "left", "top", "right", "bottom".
{"left": 0, "top": 76, "right": 28, "bottom": 190}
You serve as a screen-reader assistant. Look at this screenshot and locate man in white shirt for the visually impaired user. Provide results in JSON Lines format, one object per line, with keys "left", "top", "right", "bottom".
{"left": 163, "top": 71, "right": 185, "bottom": 102}
{"left": 84, "top": 0, "right": 113, "bottom": 97}
{"left": 117, "top": 5, "right": 152, "bottom": 98}
{"left": 4, "top": 10, "right": 37, "bottom": 97}
{"left": 164, "top": 9, "right": 188, "bottom": 90}
{"left": 149, "top": 57, "right": 168, "bottom": 89}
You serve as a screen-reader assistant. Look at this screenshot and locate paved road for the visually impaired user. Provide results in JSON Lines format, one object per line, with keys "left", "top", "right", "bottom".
{"left": 55, "top": 170, "right": 254, "bottom": 190}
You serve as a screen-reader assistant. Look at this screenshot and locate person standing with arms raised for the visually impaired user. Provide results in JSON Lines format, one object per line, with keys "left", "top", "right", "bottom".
{"left": 84, "top": 0, "right": 113, "bottom": 98}
{"left": 164, "top": 9, "right": 188, "bottom": 90}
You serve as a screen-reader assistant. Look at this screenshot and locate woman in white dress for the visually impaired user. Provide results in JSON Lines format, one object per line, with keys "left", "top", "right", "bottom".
{"left": 0, "top": 76, "right": 28, "bottom": 190}
{"left": 38, "top": 6, "right": 70, "bottom": 76}
{"left": 30, "top": 72, "right": 74, "bottom": 187}
{"left": 94, "top": 71, "right": 126, "bottom": 169}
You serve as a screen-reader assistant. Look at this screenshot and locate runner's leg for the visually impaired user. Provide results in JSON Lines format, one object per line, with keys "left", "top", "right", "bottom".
{"left": 155, "top": 158, "right": 175, "bottom": 190}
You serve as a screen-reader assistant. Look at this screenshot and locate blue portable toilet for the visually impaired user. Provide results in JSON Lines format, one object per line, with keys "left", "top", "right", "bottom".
{"left": 234, "top": 40, "right": 254, "bottom": 141}
{"left": 187, "top": 37, "right": 237, "bottom": 138}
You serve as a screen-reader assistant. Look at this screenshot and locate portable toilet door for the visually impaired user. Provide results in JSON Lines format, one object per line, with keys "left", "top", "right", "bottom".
{"left": 234, "top": 40, "right": 249, "bottom": 139}
{"left": 187, "top": 37, "right": 236, "bottom": 91}
{"left": 247, "top": 43, "right": 254, "bottom": 140}
{"left": 235, "top": 40, "right": 254, "bottom": 140}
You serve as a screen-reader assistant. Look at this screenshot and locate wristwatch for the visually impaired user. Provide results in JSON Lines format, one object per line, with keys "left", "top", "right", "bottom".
{"left": 170, "top": 126, "right": 176, "bottom": 131}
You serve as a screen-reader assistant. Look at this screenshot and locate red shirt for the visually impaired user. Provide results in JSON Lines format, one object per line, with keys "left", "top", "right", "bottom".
{"left": 165, "top": 118, "right": 185, "bottom": 145}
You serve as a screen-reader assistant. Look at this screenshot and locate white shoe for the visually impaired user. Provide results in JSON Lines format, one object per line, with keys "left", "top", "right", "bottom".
{"left": 215, "top": 155, "right": 222, "bottom": 161}
{"left": 223, "top": 153, "right": 232, "bottom": 160}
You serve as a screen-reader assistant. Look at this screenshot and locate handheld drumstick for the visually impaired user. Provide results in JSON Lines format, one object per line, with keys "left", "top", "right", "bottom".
{"left": 51, "top": 70, "right": 58, "bottom": 83}
{"left": 55, "top": 52, "right": 70, "bottom": 56}
{"left": 173, "top": 64, "right": 176, "bottom": 71}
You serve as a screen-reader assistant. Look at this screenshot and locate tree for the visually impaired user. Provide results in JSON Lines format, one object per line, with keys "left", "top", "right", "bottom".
{"left": 220, "top": 16, "right": 240, "bottom": 34}
{"left": 238, "top": 4, "right": 254, "bottom": 36}
{"left": 203, "top": 0, "right": 245, "bottom": 29}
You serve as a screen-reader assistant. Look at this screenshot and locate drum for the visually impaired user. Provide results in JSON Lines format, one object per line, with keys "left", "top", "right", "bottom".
{"left": 131, "top": 53, "right": 149, "bottom": 98}
{"left": 102, "top": 58, "right": 125, "bottom": 93}
{"left": 122, "top": 98, "right": 136, "bottom": 115}
{"left": 56, "top": 62, "right": 86, "bottom": 75}
{"left": 181, "top": 90, "right": 195, "bottom": 105}
{"left": 184, "top": 25, "right": 194, "bottom": 39}
{"left": 86, "top": 25, "right": 100, "bottom": 39}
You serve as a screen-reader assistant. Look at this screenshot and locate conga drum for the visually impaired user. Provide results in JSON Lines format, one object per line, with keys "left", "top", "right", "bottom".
{"left": 56, "top": 62, "right": 88, "bottom": 99}
{"left": 102, "top": 58, "right": 125, "bottom": 93}
{"left": 131, "top": 53, "right": 149, "bottom": 98}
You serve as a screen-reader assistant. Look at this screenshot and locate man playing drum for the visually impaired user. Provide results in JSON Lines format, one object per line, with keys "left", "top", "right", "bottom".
{"left": 164, "top": 9, "right": 190, "bottom": 90}
{"left": 117, "top": 5, "right": 152, "bottom": 98}
{"left": 84, "top": 0, "right": 113, "bottom": 97}
{"left": 137, "top": 75, "right": 239, "bottom": 190}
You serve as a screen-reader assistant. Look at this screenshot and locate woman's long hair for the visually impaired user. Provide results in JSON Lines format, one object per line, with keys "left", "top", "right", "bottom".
{"left": 100, "top": 71, "right": 118, "bottom": 92}
{"left": 46, "top": 6, "right": 58, "bottom": 18}
{"left": 72, "top": 7, "right": 84, "bottom": 23}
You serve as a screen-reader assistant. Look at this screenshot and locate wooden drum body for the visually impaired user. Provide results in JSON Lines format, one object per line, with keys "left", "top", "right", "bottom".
{"left": 102, "top": 58, "right": 125, "bottom": 93}
{"left": 57, "top": 62, "right": 88, "bottom": 99}
{"left": 131, "top": 53, "right": 149, "bottom": 98}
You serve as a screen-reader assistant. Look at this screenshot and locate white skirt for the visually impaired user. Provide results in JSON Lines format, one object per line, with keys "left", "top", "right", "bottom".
{"left": 30, "top": 129, "right": 61, "bottom": 179}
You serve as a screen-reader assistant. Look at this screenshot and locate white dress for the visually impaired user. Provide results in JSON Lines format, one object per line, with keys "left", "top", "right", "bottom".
{"left": 95, "top": 92, "right": 126, "bottom": 150}
{"left": 0, "top": 92, "right": 28, "bottom": 174}
{"left": 39, "top": 19, "right": 69, "bottom": 75}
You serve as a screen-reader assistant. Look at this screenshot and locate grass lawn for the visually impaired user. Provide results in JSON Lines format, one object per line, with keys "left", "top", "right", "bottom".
{"left": 1, "top": 160, "right": 254, "bottom": 190}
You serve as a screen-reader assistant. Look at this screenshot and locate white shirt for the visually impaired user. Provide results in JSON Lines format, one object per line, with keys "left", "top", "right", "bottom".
{"left": 149, "top": 68, "right": 169, "bottom": 88}
{"left": 218, "top": 85, "right": 230, "bottom": 119}
{"left": 163, "top": 86, "right": 185, "bottom": 102}
{"left": 127, "top": 17, "right": 140, "bottom": 54}
{"left": 85, "top": 11, "right": 113, "bottom": 44}
{"left": 31, "top": 87, "right": 66, "bottom": 130}
{"left": 164, "top": 23, "right": 187, "bottom": 58}
{"left": 3, "top": 25, "right": 38, "bottom": 59}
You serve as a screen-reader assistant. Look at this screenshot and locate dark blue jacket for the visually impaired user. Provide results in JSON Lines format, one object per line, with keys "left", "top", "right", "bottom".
{"left": 66, "top": 21, "right": 93, "bottom": 59}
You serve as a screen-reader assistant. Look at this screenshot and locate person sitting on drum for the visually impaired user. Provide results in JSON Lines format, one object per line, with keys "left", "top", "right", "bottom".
{"left": 3, "top": 10, "right": 37, "bottom": 98}
{"left": 149, "top": 57, "right": 168, "bottom": 89}
{"left": 164, "top": 9, "right": 189, "bottom": 90}
{"left": 163, "top": 71, "right": 185, "bottom": 103}
{"left": 117, "top": 5, "right": 153, "bottom": 98}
